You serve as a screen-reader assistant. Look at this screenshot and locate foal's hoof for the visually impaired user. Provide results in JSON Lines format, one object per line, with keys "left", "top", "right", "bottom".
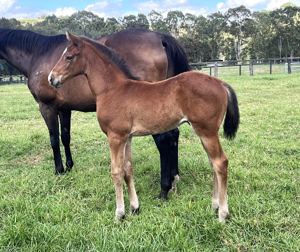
{"left": 219, "top": 210, "right": 229, "bottom": 223}
{"left": 114, "top": 214, "right": 125, "bottom": 222}
{"left": 131, "top": 207, "right": 140, "bottom": 215}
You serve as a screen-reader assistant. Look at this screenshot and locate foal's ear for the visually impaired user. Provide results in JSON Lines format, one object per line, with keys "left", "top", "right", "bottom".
{"left": 66, "top": 31, "right": 83, "bottom": 49}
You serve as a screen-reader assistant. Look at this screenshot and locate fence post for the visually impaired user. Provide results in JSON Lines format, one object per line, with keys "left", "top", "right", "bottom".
{"left": 249, "top": 60, "right": 254, "bottom": 76}
{"left": 239, "top": 65, "right": 242, "bottom": 76}
{"left": 270, "top": 61, "right": 272, "bottom": 74}
{"left": 214, "top": 62, "right": 218, "bottom": 78}
{"left": 288, "top": 59, "right": 292, "bottom": 74}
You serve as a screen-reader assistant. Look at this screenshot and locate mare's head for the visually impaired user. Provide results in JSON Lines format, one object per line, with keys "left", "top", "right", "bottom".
{"left": 48, "top": 32, "right": 85, "bottom": 88}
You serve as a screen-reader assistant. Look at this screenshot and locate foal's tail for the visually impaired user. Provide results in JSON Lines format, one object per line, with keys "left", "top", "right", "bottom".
{"left": 223, "top": 83, "right": 240, "bottom": 140}
{"left": 159, "top": 33, "right": 190, "bottom": 76}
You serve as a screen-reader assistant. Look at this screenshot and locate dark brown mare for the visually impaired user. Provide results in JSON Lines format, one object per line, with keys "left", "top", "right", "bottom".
{"left": 49, "top": 32, "right": 240, "bottom": 222}
{"left": 0, "top": 28, "right": 190, "bottom": 199}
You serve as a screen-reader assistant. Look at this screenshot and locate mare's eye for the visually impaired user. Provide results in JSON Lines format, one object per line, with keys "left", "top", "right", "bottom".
{"left": 66, "top": 56, "right": 73, "bottom": 61}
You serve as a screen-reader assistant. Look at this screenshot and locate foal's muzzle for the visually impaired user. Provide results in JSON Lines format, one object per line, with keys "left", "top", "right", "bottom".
{"left": 48, "top": 71, "right": 62, "bottom": 88}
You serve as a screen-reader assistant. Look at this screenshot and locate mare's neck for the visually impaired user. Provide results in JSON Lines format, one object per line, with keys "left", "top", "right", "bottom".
{"left": 83, "top": 44, "right": 129, "bottom": 96}
{"left": 0, "top": 30, "right": 67, "bottom": 77}
{"left": 0, "top": 48, "right": 33, "bottom": 77}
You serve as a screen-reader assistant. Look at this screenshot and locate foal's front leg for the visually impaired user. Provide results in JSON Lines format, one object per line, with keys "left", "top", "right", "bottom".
{"left": 124, "top": 136, "right": 139, "bottom": 214}
{"left": 108, "top": 133, "right": 127, "bottom": 221}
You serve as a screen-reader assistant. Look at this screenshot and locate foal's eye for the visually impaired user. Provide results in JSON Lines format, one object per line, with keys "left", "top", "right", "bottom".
{"left": 66, "top": 56, "right": 73, "bottom": 61}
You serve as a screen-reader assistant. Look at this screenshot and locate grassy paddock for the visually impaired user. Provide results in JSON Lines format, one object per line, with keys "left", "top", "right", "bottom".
{"left": 0, "top": 73, "right": 299, "bottom": 251}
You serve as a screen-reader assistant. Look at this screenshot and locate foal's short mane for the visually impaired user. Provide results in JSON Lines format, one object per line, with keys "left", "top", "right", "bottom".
{"left": 0, "top": 29, "right": 66, "bottom": 55}
{"left": 80, "top": 36, "right": 139, "bottom": 81}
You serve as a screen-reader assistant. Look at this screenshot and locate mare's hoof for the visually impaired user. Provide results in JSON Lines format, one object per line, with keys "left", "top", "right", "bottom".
{"left": 66, "top": 160, "right": 74, "bottom": 172}
{"left": 157, "top": 190, "right": 168, "bottom": 200}
{"left": 55, "top": 168, "right": 65, "bottom": 175}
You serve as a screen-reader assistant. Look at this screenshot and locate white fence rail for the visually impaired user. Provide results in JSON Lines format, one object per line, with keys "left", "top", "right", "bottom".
{"left": 285, "top": 62, "right": 300, "bottom": 73}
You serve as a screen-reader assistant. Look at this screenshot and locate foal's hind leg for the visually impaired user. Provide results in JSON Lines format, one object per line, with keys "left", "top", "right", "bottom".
{"left": 200, "top": 135, "right": 229, "bottom": 222}
{"left": 192, "top": 122, "right": 229, "bottom": 222}
{"left": 212, "top": 170, "right": 219, "bottom": 210}
{"left": 124, "top": 136, "right": 139, "bottom": 215}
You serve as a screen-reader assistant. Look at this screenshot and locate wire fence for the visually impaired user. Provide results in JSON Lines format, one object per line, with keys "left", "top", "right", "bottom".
{"left": 190, "top": 57, "right": 300, "bottom": 77}
{"left": 1, "top": 58, "right": 300, "bottom": 85}
{"left": 0, "top": 75, "right": 28, "bottom": 85}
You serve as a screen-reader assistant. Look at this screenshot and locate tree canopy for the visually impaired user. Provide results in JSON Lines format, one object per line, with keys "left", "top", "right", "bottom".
{"left": 1, "top": 3, "right": 300, "bottom": 70}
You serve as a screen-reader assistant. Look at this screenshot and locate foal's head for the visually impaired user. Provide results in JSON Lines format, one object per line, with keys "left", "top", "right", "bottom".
{"left": 48, "top": 32, "right": 85, "bottom": 88}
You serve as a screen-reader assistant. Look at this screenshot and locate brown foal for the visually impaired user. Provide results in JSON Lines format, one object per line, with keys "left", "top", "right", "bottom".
{"left": 49, "top": 32, "right": 240, "bottom": 222}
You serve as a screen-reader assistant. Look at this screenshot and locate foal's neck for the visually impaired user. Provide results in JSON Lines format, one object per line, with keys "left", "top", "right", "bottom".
{"left": 84, "top": 43, "right": 129, "bottom": 94}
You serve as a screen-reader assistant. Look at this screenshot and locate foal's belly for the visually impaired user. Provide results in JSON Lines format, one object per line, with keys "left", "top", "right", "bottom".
{"left": 130, "top": 115, "right": 185, "bottom": 136}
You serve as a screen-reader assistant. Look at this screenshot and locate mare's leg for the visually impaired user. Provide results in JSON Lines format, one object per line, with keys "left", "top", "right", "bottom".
{"left": 108, "top": 132, "right": 127, "bottom": 221}
{"left": 153, "top": 128, "right": 180, "bottom": 200}
{"left": 59, "top": 110, "right": 74, "bottom": 172}
{"left": 123, "top": 136, "right": 139, "bottom": 214}
{"left": 39, "top": 103, "right": 64, "bottom": 174}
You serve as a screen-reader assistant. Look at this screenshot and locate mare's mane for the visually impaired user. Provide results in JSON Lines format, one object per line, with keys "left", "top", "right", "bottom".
{"left": 0, "top": 29, "right": 66, "bottom": 55}
{"left": 80, "top": 36, "right": 139, "bottom": 81}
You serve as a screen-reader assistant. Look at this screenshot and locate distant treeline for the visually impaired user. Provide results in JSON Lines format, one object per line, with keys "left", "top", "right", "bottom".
{"left": 1, "top": 3, "right": 300, "bottom": 76}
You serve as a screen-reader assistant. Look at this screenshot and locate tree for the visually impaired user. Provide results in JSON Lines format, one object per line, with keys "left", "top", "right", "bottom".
{"left": 2, "top": 8, "right": 300, "bottom": 64}
{"left": 207, "top": 12, "right": 227, "bottom": 60}
{"left": 136, "top": 14, "right": 150, "bottom": 30}
{"left": 121, "top": 14, "right": 149, "bottom": 30}
{"left": 249, "top": 10, "right": 276, "bottom": 59}
{"left": 103, "top": 18, "right": 121, "bottom": 36}
{"left": 225, "top": 5, "right": 253, "bottom": 60}
{"left": 179, "top": 14, "right": 212, "bottom": 62}
{"left": 29, "top": 15, "right": 62, "bottom": 35}
{"left": 0, "top": 18, "right": 22, "bottom": 29}
{"left": 148, "top": 10, "right": 169, "bottom": 33}
{"left": 67, "top": 11, "right": 106, "bottom": 38}
{"left": 270, "top": 4, "right": 300, "bottom": 57}
{"left": 165, "top": 10, "right": 185, "bottom": 38}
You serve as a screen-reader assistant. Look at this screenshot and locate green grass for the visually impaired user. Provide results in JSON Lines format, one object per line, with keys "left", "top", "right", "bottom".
{"left": 0, "top": 73, "right": 299, "bottom": 251}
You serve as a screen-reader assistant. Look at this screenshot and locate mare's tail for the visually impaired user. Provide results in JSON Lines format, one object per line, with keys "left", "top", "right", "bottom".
{"left": 159, "top": 33, "right": 190, "bottom": 76}
{"left": 223, "top": 83, "right": 240, "bottom": 140}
